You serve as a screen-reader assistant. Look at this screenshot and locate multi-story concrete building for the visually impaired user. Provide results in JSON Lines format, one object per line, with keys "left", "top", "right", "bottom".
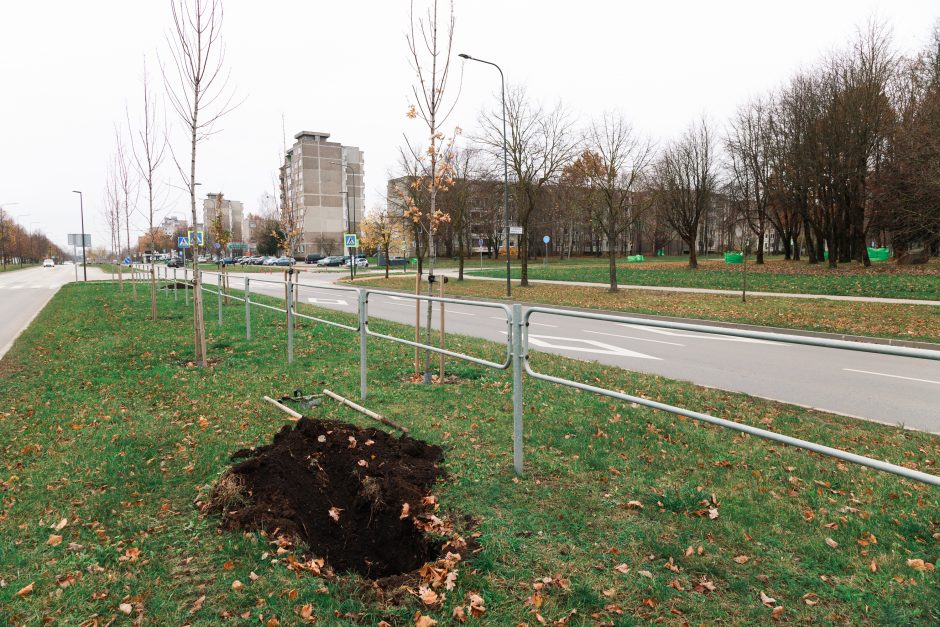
{"left": 280, "top": 131, "right": 364, "bottom": 256}
{"left": 202, "top": 193, "right": 244, "bottom": 244}
{"left": 160, "top": 215, "right": 188, "bottom": 237}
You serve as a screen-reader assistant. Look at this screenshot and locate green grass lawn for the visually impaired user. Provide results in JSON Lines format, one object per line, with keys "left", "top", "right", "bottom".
{"left": 1, "top": 282, "right": 937, "bottom": 624}
{"left": 469, "top": 259, "right": 940, "bottom": 300}
{"left": 351, "top": 275, "right": 940, "bottom": 345}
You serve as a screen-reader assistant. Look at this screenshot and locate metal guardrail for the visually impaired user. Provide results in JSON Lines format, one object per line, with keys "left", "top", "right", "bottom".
{"left": 521, "top": 306, "right": 940, "bottom": 487}
{"left": 121, "top": 266, "right": 940, "bottom": 485}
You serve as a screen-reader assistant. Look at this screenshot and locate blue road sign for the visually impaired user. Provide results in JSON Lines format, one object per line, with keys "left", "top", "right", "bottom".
{"left": 543, "top": 235, "right": 550, "bottom": 244}
{"left": 178, "top": 236, "right": 190, "bottom": 248}
{"left": 344, "top": 233, "right": 359, "bottom": 248}
{"left": 123, "top": 257, "right": 131, "bottom": 265}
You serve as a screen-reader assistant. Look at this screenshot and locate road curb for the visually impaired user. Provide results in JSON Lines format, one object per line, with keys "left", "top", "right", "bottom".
{"left": 343, "top": 279, "right": 940, "bottom": 351}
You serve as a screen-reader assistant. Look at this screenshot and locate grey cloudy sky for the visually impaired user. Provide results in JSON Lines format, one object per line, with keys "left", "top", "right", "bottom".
{"left": 1, "top": 0, "right": 937, "bottom": 252}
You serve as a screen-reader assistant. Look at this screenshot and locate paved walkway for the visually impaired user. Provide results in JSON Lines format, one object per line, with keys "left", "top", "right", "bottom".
{"left": 441, "top": 271, "right": 940, "bottom": 306}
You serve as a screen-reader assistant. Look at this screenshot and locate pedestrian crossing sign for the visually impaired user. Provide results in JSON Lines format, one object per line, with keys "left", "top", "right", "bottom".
{"left": 344, "top": 233, "right": 358, "bottom": 248}
{"left": 178, "top": 236, "right": 190, "bottom": 248}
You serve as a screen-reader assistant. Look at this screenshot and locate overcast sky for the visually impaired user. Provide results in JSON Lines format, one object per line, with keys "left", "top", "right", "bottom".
{"left": 1, "top": 0, "right": 937, "bottom": 253}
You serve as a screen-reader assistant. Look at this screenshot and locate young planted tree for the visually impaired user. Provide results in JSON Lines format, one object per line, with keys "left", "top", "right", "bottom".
{"left": 653, "top": 118, "right": 717, "bottom": 269}
{"left": 128, "top": 60, "right": 168, "bottom": 320}
{"left": 361, "top": 208, "right": 403, "bottom": 279}
{"left": 163, "top": 0, "right": 239, "bottom": 367}
{"left": 114, "top": 129, "right": 138, "bottom": 297}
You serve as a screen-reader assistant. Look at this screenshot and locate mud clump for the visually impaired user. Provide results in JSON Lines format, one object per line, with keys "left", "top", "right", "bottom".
{"left": 205, "top": 418, "right": 445, "bottom": 578}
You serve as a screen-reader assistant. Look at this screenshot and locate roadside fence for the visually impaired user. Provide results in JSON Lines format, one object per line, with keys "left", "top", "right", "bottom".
{"left": 128, "top": 263, "right": 940, "bottom": 486}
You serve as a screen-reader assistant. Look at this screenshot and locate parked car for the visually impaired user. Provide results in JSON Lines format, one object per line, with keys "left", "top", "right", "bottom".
{"left": 272, "top": 256, "right": 295, "bottom": 266}
{"left": 248, "top": 256, "right": 265, "bottom": 265}
{"left": 220, "top": 257, "right": 234, "bottom": 265}
{"left": 197, "top": 255, "right": 209, "bottom": 263}
{"left": 167, "top": 258, "right": 184, "bottom": 268}
{"left": 262, "top": 256, "right": 278, "bottom": 266}
{"left": 42, "top": 258, "right": 55, "bottom": 268}
{"left": 344, "top": 257, "right": 369, "bottom": 268}
{"left": 305, "top": 253, "right": 325, "bottom": 264}
{"left": 316, "top": 256, "right": 345, "bottom": 267}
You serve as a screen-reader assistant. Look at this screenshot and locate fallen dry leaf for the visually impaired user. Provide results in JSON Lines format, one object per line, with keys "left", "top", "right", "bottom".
{"left": 906, "top": 558, "right": 935, "bottom": 572}
{"left": 419, "top": 585, "right": 440, "bottom": 605}
{"left": 47, "top": 534, "right": 63, "bottom": 546}
{"left": 232, "top": 580, "right": 244, "bottom": 591}
{"left": 16, "top": 582, "right": 34, "bottom": 597}
{"left": 733, "top": 555, "right": 749, "bottom": 564}
{"left": 613, "top": 563, "right": 630, "bottom": 574}
{"left": 414, "top": 612, "right": 437, "bottom": 626}
{"left": 802, "top": 592, "right": 819, "bottom": 606}
{"left": 52, "top": 518, "right": 68, "bottom": 531}
{"left": 870, "top": 559, "right": 877, "bottom": 573}
{"left": 638, "top": 570, "right": 653, "bottom": 579}
{"left": 328, "top": 506, "right": 342, "bottom": 522}
{"left": 190, "top": 595, "right": 206, "bottom": 614}
{"left": 825, "top": 538, "right": 838, "bottom": 549}
{"left": 771, "top": 605, "right": 785, "bottom": 620}
{"left": 625, "top": 500, "right": 643, "bottom": 509}
{"left": 401, "top": 503, "right": 411, "bottom": 519}
{"left": 452, "top": 606, "right": 467, "bottom": 622}
{"left": 468, "top": 592, "right": 486, "bottom": 617}
{"left": 760, "top": 591, "right": 777, "bottom": 606}
{"left": 118, "top": 603, "right": 133, "bottom": 615}
{"left": 119, "top": 547, "right": 141, "bottom": 562}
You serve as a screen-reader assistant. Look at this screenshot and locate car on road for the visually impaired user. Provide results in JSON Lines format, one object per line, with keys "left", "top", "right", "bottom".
{"left": 42, "top": 258, "right": 55, "bottom": 268}
{"left": 316, "top": 256, "right": 345, "bottom": 267}
{"left": 305, "top": 253, "right": 325, "bottom": 264}
{"left": 167, "top": 258, "right": 184, "bottom": 268}
{"left": 272, "top": 256, "right": 295, "bottom": 266}
{"left": 262, "top": 256, "right": 278, "bottom": 266}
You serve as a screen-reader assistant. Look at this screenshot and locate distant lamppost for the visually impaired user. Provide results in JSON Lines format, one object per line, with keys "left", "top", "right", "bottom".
{"left": 459, "top": 52, "right": 511, "bottom": 297}
{"left": 71, "top": 190, "right": 87, "bottom": 281}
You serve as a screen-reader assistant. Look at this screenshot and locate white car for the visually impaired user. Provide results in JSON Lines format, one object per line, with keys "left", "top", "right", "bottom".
{"left": 42, "top": 258, "right": 55, "bottom": 268}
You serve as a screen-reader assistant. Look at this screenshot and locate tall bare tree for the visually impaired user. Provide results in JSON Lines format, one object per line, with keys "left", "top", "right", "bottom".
{"left": 114, "top": 129, "right": 138, "bottom": 297}
{"left": 479, "top": 86, "right": 576, "bottom": 285}
{"left": 726, "top": 97, "right": 773, "bottom": 263}
{"left": 163, "top": 0, "right": 239, "bottom": 367}
{"left": 653, "top": 118, "right": 717, "bottom": 269}
{"left": 129, "top": 59, "right": 168, "bottom": 320}
{"left": 577, "top": 112, "right": 654, "bottom": 291}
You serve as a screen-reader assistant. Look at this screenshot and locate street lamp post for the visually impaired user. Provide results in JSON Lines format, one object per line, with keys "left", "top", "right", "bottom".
{"left": 459, "top": 52, "right": 511, "bottom": 297}
{"left": 71, "top": 190, "right": 87, "bottom": 281}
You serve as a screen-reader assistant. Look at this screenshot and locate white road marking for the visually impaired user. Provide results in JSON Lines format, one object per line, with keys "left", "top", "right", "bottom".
{"left": 387, "top": 295, "right": 412, "bottom": 301}
{"left": 583, "top": 329, "right": 684, "bottom": 346}
{"left": 307, "top": 297, "right": 348, "bottom": 306}
{"left": 517, "top": 332, "right": 660, "bottom": 360}
{"left": 446, "top": 310, "right": 476, "bottom": 316}
{"left": 622, "top": 323, "right": 779, "bottom": 345}
{"left": 843, "top": 368, "right": 940, "bottom": 386}
{"left": 490, "top": 316, "right": 505, "bottom": 321}
{"left": 529, "top": 322, "right": 558, "bottom": 328}
{"left": 389, "top": 302, "right": 414, "bottom": 308}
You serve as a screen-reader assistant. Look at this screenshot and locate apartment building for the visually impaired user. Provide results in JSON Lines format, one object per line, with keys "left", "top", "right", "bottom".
{"left": 202, "top": 193, "right": 244, "bottom": 244}
{"left": 280, "top": 131, "right": 364, "bottom": 255}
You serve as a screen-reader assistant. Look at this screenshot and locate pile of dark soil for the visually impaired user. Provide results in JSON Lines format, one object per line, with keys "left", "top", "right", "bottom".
{"left": 204, "top": 418, "right": 446, "bottom": 578}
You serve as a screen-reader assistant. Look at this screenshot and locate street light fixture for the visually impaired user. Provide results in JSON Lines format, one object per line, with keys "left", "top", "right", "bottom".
{"left": 459, "top": 52, "right": 511, "bottom": 297}
{"left": 71, "top": 190, "right": 87, "bottom": 281}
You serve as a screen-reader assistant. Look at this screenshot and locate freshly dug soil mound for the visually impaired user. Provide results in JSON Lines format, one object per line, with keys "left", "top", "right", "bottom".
{"left": 205, "top": 418, "right": 445, "bottom": 578}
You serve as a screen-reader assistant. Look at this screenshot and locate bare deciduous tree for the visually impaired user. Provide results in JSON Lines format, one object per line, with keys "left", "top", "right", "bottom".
{"left": 726, "top": 96, "right": 773, "bottom": 263}
{"left": 653, "top": 118, "right": 717, "bottom": 269}
{"left": 163, "top": 0, "right": 239, "bottom": 367}
{"left": 578, "top": 112, "right": 654, "bottom": 291}
{"left": 128, "top": 59, "right": 168, "bottom": 320}
{"left": 479, "top": 86, "right": 577, "bottom": 285}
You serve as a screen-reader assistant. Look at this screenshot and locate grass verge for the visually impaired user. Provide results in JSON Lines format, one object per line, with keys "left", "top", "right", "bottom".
{"left": 1, "top": 282, "right": 937, "bottom": 624}
{"left": 350, "top": 275, "right": 940, "bottom": 345}
{"left": 470, "top": 258, "right": 940, "bottom": 300}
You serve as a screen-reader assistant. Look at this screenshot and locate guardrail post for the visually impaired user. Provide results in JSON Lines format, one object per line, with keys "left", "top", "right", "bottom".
{"left": 286, "top": 276, "right": 294, "bottom": 365}
{"left": 512, "top": 303, "right": 524, "bottom": 475}
{"left": 245, "top": 277, "right": 251, "bottom": 341}
{"left": 217, "top": 274, "right": 222, "bottom": 325}
{"left": 184, "top": 267, "right": 189, "bottom": 306}
{"left": 359, "top": 289, "right": 367, "bottom": 400}
{"left": 173, "top": 269, "right": 177, "bottom": 301}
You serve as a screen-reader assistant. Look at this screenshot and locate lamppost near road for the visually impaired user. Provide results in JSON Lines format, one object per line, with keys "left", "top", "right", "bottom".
{"left": 71, "top": 191, "right": 87, "bottom": 281}
{"left": 459, "top": 52, "right": 511, "bottom": 297}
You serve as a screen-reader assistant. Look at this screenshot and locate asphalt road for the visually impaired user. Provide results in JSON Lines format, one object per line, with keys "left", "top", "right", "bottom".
{"left": 208, "top": 268, "right": 940, "bottom": 433}
{"left": 0, "top": 264, "right": 112, "bottom": 359}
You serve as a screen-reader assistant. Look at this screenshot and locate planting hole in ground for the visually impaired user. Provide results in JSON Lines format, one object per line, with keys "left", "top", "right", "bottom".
{"left": 203, "top": 418, "right": 454, "bottom": 578}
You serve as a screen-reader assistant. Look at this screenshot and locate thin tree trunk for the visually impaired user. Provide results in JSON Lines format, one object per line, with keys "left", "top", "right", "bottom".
{"left": 608, "top": 245, "right": 618, "bottom": 292}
